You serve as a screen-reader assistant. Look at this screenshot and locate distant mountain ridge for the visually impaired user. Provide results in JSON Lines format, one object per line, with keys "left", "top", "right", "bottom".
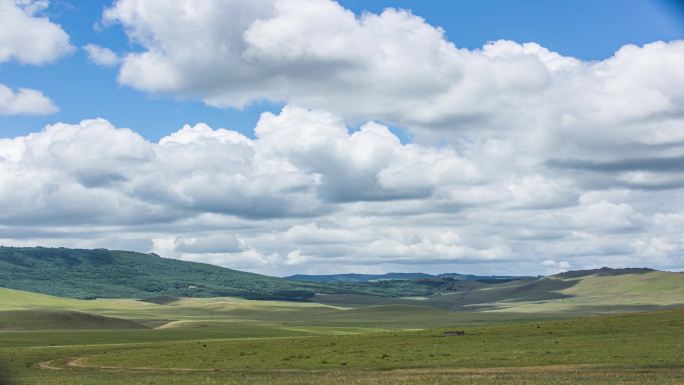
{"left": 286, "top": 272, "right": 435, "bottom": 283}
{"left": 554, "top": 267, "right": 656, "bottom": 279}
{"left": 1, "top": 246, "right": 679, "bottom": 308}
{"left": 1, "top": 246, "right": 512, "bottom": 301}
{"left": 287, "top": 272, "right": 532, "bottom": 283}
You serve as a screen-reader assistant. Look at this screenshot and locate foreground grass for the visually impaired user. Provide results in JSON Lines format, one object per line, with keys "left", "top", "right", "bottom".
{"left": 69, "top": 310, "right": 684, "bottom": 371}
{"left": 1, "top": 309, "right": 682, "bottom": 384}
{"left": 6, "top": 367, "right": 684, "bottom": 385}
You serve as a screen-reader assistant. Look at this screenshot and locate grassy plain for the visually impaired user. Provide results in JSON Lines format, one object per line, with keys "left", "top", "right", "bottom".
{"left": 2, "top": 271, "right": 684, "bottom": 384}
{"left": 0, "top": 307, "right": 682, "bottom": 384}
{"left": 0, "top": 310, "right": 147, "bottom": 331}
{"left": 0, "top": 288, "right": 564, "bottom": 330}
{"left": 485, "top": 271, "right": 684, "bottom": 313}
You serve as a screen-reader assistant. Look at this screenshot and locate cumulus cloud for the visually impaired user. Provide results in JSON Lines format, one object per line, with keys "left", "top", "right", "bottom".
{"left": 0, "top": 83, "right": 58, "bottom": 115}
{"left": 0, "top": 107, "right": 479, "bottom": 223}
{"left": 541, "top": 259, "right": 572, "bottom": 274}
{"left": 83, "top": 44, "right": 119, "bottom": 67}
{"left": 2, "top": 105, "right": 684, "bottom": 275}
{"left": 103, "top": 1, "right": 683, "bottom": 132}
{"left": 0, "top": 0, "right": 69, "bottom": 115}
{"left": 100, "top": 0, "right": 684, "bottom": 195}
{"left": 3, "top": 0, "right": 684, "bottom": 275}
{"left": 0, "top": 0, "right": 73, "bottom": 64}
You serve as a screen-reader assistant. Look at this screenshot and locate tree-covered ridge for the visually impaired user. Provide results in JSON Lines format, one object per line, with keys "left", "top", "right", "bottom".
{"left": 0, "top": 247, "right": 537, "bottom": 300}
{"left": 0, "top": 247, "right": 477, "bottom": 300}
{"left": 0, "top": 247, "right": 331, "bottom": 300}
{"left": 2, "top": 246, "right": 672, "bottom": 303}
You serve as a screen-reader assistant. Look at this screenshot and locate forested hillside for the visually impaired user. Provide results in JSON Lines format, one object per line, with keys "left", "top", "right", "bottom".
{"left": 0, "top": 247, "right": 329, "bottom": 300}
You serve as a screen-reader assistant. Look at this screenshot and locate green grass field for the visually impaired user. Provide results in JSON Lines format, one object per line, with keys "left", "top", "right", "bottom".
{"left": 0, "top": 310, "right": 147, "bottom": 331}
{"left": 0, "top": 309, "right": 682, "bottom": 384}
{"left": 0, "top": 287, "right": 567, "bottom": 330}
{"left": 312, "top": 271, "right": 684, "bottom": 315}
{"left": 484, "top": 271, "right": 684, "bottom": 313}
{"left": 2, "top": 270, "right": 684, "bottom": 384}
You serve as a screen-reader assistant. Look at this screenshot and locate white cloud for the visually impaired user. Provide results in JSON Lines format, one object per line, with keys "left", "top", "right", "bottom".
{"left": 0, "top": 1, "right": 69, "bottom": 115}
{"left": 0, "top": 0, "right": 73, "bottom": 64}
{"left": 569, "top": 199, "right": 641, "bottom": 232}
{"left": 100, "top": 0, "right": 684, "bottom": 198}
{"left": 0, "top": 83, "right": 58, "bottom": 115}
{"left": 541, "top": 259, "right": 571, "bottom": 274}
{"left": 3, "top": 0, "right": 684, "bottom": 275}
{"left": 3, "top": 105, "right": 684, "bottom": 275}
{"left": 0, "top": 107, "right": 481, "bottom": 223}
{"left": 83, "top": 44, "right": 119, "bottom": 67}
{"left": 102, "top": 1, "right": 684, "bottom": 140}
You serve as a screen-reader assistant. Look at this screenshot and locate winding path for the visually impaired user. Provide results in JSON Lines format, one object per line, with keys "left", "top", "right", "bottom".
{"left": 36, "top": 355, "right": 604, "bottom": 375}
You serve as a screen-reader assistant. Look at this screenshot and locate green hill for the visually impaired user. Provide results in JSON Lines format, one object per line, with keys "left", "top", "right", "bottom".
{"left": 475, "top": 270, "right": 684, "bottom": 313}
{"left": 313, "top": 268, "right": 684, "bottom": 314}
{"left": 0, "top": 310, "right": 147, "bottom": 331}
{"left": 0, "top": 247, "right": 527, "bottom": 301}
{"left": 0, "top": 246, "right": 333, "bottom": 300}
{"left": 555, "top": 267, "right": 656, "bottom": 278}
{"left": 2, "top": 246, "right": 683, "bottom": 315}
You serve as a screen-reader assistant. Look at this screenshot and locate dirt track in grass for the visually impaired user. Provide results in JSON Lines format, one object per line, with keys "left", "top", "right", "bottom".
{"left": 35, "top": 355, "right": 615, "bottom": 376}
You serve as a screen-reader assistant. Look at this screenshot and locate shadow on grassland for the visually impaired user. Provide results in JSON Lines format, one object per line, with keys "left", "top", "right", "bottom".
{"left": 0, "top": 360, "right": 15, "bottom": 385}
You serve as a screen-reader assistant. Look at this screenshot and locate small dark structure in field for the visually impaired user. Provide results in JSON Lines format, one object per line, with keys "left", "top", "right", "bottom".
{"left": 443, "top": 330, "right": 465, "bottom": 337}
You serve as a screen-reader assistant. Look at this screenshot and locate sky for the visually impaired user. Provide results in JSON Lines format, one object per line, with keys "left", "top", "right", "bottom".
{"left": 1, "top": 0, "right": 684, "bottom": 276}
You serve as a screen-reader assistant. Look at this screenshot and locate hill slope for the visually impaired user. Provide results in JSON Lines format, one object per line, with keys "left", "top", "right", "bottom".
{"left": 0, "top": 246, "right": 332, "bottom": 300}
{"left": 0, "top": 247, "right": 533, "bottom": 301}
{"left": 313, "top": 268, "right": 684, "bottom": 314}
{"left": 479, "top": 270, "right": 684, "bottom": 313}
{"left": 0, "top": 310, "right": 147, "bottom": 331}
{"left": 3, "top": 246, "right": 683, "bottom": 314}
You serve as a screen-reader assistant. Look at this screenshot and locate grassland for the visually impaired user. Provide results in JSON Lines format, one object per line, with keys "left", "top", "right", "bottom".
{"left": 483, "top": 271, "right": 684, "bottom": 313}
{"left": 2, "top": 262, "right": 684, "bottom": 384}
{"left": 4, "top": 247, "right": 684, "bottom": 315}
{"left": 0, "top": 310, "right": 147, "bottom": 331}
{"left": 0, "top": 309, "right": 682, "bottom": 384}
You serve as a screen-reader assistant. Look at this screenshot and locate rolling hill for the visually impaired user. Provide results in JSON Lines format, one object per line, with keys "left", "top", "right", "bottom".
{"left": 0, "top": 310, "right": 147, "bottom": 331}
{"left": 0, "top": 246, "right": 334, "bottom": 300}
{"left": 487, "top": 268, "right": 684, "bottom": 313}
{"left": 312, "top": 268, "right": 684, "bottom": 313}
{"left": 1, "top": 266, "right": 684, "bottom": 332}
{"left": 0, "top": 247, "right": 533, "bottom": 301}
{"left": 2, "top": 246, "right": 684, "bottom": 316}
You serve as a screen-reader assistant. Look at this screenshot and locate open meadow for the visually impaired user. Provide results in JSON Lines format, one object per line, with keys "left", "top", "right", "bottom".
{"left": 2, "top": 254, "right": 684, "bottom": 384}
{"left": 3, "top": 0, "right": 684, "bottom": 383}
{"left": 1, "top": 286, "right": 683, "bottom": 385}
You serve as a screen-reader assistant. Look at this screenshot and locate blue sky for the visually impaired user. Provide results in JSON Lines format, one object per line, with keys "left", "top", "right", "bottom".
{"left": 1, "top": 0, "right": 682, "bottom": 140}
{"left": 2, "top": 0, "right": 684, "bottom": 275}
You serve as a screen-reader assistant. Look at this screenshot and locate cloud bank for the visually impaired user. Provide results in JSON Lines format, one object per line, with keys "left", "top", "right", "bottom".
{"left": 2, "top": 0, "right": 683, "bottom": 275}
{"left": 2, "top": 104, "right": 683, "bottom": 275}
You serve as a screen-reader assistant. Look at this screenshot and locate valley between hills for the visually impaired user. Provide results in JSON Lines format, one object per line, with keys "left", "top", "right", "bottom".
{"left": 0, "top": 247, "right": 683, "bottom": 384}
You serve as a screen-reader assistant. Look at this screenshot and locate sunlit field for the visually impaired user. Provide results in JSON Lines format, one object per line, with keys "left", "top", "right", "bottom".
{"left": 1, "top": 304, "right": 683, "bottom": 385}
